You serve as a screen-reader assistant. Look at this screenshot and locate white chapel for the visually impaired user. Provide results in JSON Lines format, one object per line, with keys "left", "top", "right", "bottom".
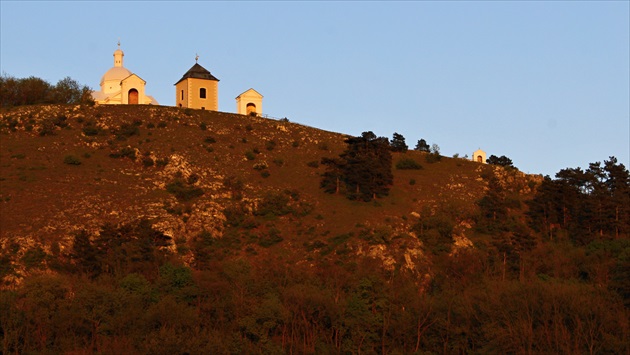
{"left": 92, "top": 43, "right": 158, "bottom": 105}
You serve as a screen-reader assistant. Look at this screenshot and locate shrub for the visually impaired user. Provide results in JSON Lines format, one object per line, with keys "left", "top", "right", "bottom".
{"left": 142, "top": 157, "right": 154, "bottom": 167}
{"left": 396, "top": 158, "right": 423, "bottom": 170}
{"left": 63, "top": 155, "right": 82, "bottom": 165}
{"left": 38, "top": 119, "right": 57, "bottom": 136}
{"left": 265, "top": 140, "right": 276, "bottom": 151}
{"left": 245, "top": 124, "right": 253, "bottom": 131}
{"left": 255, "top": 191, "right": 292, "bottom": 216}
{"left": 245, "top": 151, "right": 256, "bottom": 161}
{"left": 260, "top": 170, "right": 270, "bottom": 178}
{"left": 147, "top": 122, "right": 155, "bottom": 129}
{"left": 157, "top": 121, "right": 167, "bottom": 128}
{"left": 199, "top": 122, "right": 207, "bottom": 130}
{"left": 425, "top": 153, "right": 442, "bottom": 163}
{"left": 204, "top": 136, "right": 216, "bottom": 144}
{"left": 292, "top": 141, "right": 300, "bottom": 148}
{"left": 307, "top": 160, "right": 319, "bottom": 168}
{"left": 82, "top": 126, "right": 100, "bottom": 136}
{"left": 273, "top": 158, "right": 284, "bottom": 166}
{"left": 166, "top": 178, "right": 204, "bottom": 201}
{"left": 253, "top": 162, "right": 268, "bottom": 171}
{"left": 258, "top": 228, "right": 283, "bottom": 247}
{"left": 116, "top": 123, "right": 139, "bottom": 138}
{"left": 156, "top": 157, "right": 169, "bottom": 168}
{"left": 109, "top": 147, "right": 137, "bottom": 160}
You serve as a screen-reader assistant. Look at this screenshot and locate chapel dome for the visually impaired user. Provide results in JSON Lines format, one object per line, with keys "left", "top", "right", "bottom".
{"left": 100, "top": 66, "right": 132, "bottom": 85}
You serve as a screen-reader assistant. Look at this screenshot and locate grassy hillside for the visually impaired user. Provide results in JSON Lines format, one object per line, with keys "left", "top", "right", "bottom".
{"left": 3, "top": 104, "right": 627, "bottom": 354}
{"left": 0, "top": 104, "right": 534, "bottom": 268}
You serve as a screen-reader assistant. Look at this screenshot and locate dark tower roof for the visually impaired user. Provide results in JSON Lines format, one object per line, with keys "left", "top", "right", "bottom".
{"left": 174, "top": 63, "right": 219, "bottom": 85}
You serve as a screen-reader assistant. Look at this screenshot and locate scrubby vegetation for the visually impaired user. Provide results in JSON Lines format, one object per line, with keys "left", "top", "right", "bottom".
{"left": 0, "top": 74, "right": 94, "bottom": 107}
{"left": 0, "top": 104, "right": 628, "bottom": 354}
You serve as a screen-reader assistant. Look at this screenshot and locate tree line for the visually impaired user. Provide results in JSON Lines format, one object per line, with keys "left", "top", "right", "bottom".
{"left": 1, "top": 219, "right": 628, "bottom": 354}
{"left": 0, "top": 74, "right": 94, "bottom": 108}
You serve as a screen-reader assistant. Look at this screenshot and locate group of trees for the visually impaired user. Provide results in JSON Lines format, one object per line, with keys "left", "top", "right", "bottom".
{"left": 0, "top": 74, "right": 94, "bottom": 107}
{"left": 320, "top": 132, "right": 442, "bottom": 201}
{"left": 321, "top": 131, "right": 393, "bottom": 201}
{"left": 527, "top": 156, "right": 630, "bottom": 244}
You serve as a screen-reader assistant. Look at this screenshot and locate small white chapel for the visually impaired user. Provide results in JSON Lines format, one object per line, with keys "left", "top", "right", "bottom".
{"left": 92, "top": 42, "right": 158, "bottom": 105}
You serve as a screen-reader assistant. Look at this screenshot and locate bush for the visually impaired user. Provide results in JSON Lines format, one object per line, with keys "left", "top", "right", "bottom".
{"left": 38, "top": 119, "right": 57, "bottom": 136}
{"left": 245, "top": 151, "right": 256, "bottom": 161}
{"left": 425, "top": 153, "right": 442, "bottom": 163}
{"left": 255, "top": 191, "right": 292, "bottom": 217}
{"left": 109, "top": 147, "right": 136, "bottom": 160}
{"left": 396, "top": 158, "right": 423, "bottom": 170}
{"left": 258, "top": 228, "right": 283, "bottom": 247}
{"left": 265, "top": 140, "right": 276, "bottom": 151}
{"left": 204, "top": 136, "right": 216, "bottom": 144}
{"left": 156, "top": 157, "right": 169, "bottom": 167}
{"left": 166, "top": 178, "right": 204, "bottom": 201}
{"left": 253, "top": 162, "right": 268, "bottom": 171}
{"left": 63, "top": 155, "right": 82, "bottom": 165}
{"left": 82, "top": 126, "right": 100, "bottom": 136}
{"left": 307, "top": 161, "right": 319, "bottom": 168}
{"left": 116, "top": 123, "right": 139, "bottom": 138}
{"left": 142, "top": 157, "right": 154, "bottom": 167}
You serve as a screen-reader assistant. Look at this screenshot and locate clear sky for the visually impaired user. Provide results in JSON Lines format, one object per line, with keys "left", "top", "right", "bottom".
{"left": 2, "top": 1, "right": 628, "bottom": 176}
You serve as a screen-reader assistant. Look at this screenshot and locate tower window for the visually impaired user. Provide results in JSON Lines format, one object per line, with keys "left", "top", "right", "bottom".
{"left": 181, "top": 90, "right": 184, "bottom": 100}
{"left": 200, "top": 88, "right": 206, "bottom": 99}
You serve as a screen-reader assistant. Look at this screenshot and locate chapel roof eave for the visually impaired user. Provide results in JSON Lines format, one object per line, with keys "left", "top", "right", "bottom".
{"left": 235, "top": 88, "right": 263, "bottom": 99}
{"left": 174, "top": 63, "right": 219, "bottom": 85}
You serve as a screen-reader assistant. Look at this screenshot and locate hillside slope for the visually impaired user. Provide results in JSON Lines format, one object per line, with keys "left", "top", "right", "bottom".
{"left": 0, "top": 104, "right": 537, "bottom": 275}
{"left": 2, "top": 105, "right": 629, "bottom": 355}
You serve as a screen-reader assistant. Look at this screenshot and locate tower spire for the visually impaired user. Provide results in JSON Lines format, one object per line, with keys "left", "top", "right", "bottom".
{"left": 195, "top": 53, "right": 199, "bottom": 63}
{"left": 113, "top": 40, "right": 124, "bottom": 67}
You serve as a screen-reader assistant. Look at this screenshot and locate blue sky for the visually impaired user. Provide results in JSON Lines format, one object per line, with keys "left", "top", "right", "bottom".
{"left": 1, "top": 1, "right": 628, "bottom": 176}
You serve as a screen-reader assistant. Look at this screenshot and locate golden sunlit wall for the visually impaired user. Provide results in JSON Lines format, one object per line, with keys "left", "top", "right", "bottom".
{"left": 176, "top": 78, "right": 218, "bottom": 111}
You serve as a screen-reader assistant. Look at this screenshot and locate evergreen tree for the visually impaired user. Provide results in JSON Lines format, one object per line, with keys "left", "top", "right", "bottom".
{"left": 321, "top": 131, "right": 393, "bottom": 201}
{"left": 414, "top": 139, "right": 430, "bottom": 152}
{"left": 390, "top": 132, "right": 408, "bottom": 152}
{"left": 487, "top": 155, "right": 515, "bottom": 168}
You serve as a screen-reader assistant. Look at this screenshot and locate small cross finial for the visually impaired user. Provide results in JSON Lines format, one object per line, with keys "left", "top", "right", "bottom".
{"left": 195, "top": 53, "right": 199, "bottom": 63}
{"left": 117, "top": 38, "right": 121, "bottom": 48}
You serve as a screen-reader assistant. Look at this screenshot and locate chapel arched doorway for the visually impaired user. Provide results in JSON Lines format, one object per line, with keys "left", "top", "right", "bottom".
{"left": 128, "top": 89, "right": 139, "bottom": 104}
{"left": 246, "top": 103, "right": 257, "bottom": 115}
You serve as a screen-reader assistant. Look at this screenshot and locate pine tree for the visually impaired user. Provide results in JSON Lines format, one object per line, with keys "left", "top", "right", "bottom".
{"left": 390, "top": 132, "right": 408, "bottom": 152}
{"left": 414, "top": 139, "right": 430, "bottom": 152}
{"left": 321, "top": 131, "right": 393, "bottom": 201}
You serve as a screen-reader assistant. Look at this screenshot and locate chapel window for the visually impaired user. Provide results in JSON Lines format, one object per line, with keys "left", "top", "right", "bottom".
{"left": 200, "top": 88, "right": 206, "bottom": 99}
